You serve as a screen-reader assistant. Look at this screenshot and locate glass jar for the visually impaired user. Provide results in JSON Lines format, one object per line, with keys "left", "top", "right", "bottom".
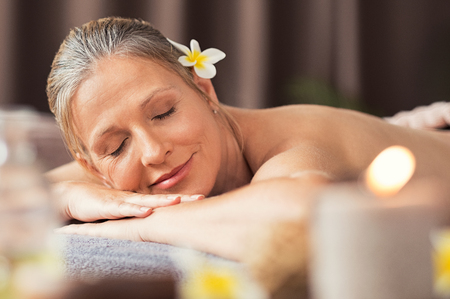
{"left": 0, "top": 107, "right": 63, "bottom": 298}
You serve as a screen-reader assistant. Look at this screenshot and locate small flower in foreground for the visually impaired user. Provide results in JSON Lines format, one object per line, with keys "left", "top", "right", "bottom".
{"left": 173, "top": 249, "right": 268, "bottom": 299}
{"left": 432, "top": 229, "right": 450, "bottom": 297}
{"left": 183, "top": 264, "right": 239, "bottom": 299}
{"left": 167, "top": 39, "right": 226, "bottom": 79}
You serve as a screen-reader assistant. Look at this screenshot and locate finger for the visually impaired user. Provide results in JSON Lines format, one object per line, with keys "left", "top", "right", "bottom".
{"left": 125, "top": 193, "right": 205, "bottom": 207}
{"left": 125, "top": 194, "right": 182, "bottom": 208}
{"left": 144, "top": 194, "right": 205, "bottom": 203}
{"left": 100, "top": 201, "right": 153, "bottom": 220}
{"left": 180, "top": 194, "right": 205, "bottom": 202}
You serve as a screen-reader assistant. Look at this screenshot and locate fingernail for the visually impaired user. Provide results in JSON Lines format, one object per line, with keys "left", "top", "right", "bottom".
{"left": 190, "top": 194, "right": 205, "bottom": 200}
{"left": 140, "top": 207, "right": 152, "bottom": 213}
{"left": 166, "top": 195, "right": 180, "bottom": 200}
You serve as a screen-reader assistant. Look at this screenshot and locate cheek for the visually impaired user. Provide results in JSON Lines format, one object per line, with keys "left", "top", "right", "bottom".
{"left": 95, "top": 154, "right": 141, "bottom": 190}
{"left": 180, "top": 108, "right": 223, "bottom": 170}
{"left": 176, "top": 107, "right": 221, "bottom": 149}
{"left": 165, "top": 104, "right": 211, "bottom": 144}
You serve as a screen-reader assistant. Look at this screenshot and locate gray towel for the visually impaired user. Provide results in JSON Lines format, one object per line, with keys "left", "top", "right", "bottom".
{"left": 60, "top": 234, "right": 233, "bottom": 282}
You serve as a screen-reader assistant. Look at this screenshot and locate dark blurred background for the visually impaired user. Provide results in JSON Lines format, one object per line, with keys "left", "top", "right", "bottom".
{"left": 0, "top": 0, "right": 449, "bottom": 117}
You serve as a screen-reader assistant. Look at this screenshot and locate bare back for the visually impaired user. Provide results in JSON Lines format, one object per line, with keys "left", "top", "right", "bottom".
{"left": 228, "top": 105, "right": 450, "bottom": 184}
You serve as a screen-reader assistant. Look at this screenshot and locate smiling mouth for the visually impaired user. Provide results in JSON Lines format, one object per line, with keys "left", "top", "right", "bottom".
{"left": 151, "top": 155, "right": 193, "bottom": 190}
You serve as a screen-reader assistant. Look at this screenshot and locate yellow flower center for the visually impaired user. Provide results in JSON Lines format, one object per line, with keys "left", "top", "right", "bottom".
{"left": 433, "top": 231, "right": 450, "bottom": 296}
{"left": 183, "top": 266, "right": 239, "bottom": 299}
{"left": 202, "top": 271, "right": 237, "bottom": 297}
{"left": 187, "top": 50, "right": 208, "bottom": 69}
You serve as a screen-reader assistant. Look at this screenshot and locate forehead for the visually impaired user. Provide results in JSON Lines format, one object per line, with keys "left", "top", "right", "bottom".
{"left": 70, "top": 56, "right": 184, "bottom": 144}
{"left": 73, "top": 56, "right": 174, "bottom": 107}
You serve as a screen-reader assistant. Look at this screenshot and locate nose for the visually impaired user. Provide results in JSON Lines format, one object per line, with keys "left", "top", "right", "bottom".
{"left": 137, "top": 130, "right": 171, "bottom": 166}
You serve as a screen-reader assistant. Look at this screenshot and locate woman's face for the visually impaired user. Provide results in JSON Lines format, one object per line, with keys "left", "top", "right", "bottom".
{"left": 71, "top": 56, "right": 223, "bottom": 196}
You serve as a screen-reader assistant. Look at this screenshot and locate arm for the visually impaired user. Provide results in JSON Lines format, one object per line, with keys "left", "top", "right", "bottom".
{"left": 56, "top": 168, "right": 331, "bottom": 261}
{"left": 140, "top": 172, "right": 330, "bottom": 260}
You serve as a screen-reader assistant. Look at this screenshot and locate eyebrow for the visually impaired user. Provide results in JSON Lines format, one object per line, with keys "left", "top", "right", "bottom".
{"left": 139, "top": 86, "right": 175, "bottom": 110}
{"left": 90, "top": 86, "right": 176, "bottom": 149}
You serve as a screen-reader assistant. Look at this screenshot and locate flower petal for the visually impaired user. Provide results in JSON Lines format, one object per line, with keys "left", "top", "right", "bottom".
{"left": 167, "top": 38, "right": 191, "bottom": 56}
{"left": 190, "top": 39, "right": 201, "bottom": 53}
{"left": 194, "top": 63, "right": 216, "bottom": 79}
{"left": 201, "top": 48, "right": 226, "bottom": 64}
{"left": 178, "top": 56, "right": 196, "bottom": 67}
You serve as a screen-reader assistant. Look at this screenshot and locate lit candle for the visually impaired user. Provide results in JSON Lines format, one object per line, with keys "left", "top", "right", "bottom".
{"left": 364, "top": 146, "right": 416, "bottom": 197}
{"left": 310, "top": 146, "right": 443, "bottom": 299}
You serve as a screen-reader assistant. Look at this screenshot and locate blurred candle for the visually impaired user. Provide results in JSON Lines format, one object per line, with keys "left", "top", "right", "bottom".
{"left": 310, "top": 146, "right": 443, "bottom": 299}
{"left": 365, "top": 146, "right": 416, "bottom": 197}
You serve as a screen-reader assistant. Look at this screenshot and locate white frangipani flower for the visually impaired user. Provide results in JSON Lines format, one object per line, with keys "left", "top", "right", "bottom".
{"left": 167, "top": 39, "right": 226, "bottom": 79}
{"left": 172, "top": 249, "right": 268, "bottom": 299}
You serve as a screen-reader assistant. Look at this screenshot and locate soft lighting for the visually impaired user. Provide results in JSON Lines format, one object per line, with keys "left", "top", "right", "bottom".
{"left": 365, "top": 145, "right": 416, "bottom": 197}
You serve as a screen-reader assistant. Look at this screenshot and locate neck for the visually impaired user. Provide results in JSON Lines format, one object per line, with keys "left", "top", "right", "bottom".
{"left": 209, "top": 126, "right": 252, "bottom": 196}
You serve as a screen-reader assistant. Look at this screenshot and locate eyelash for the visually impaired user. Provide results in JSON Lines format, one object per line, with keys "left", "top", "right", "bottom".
{"left": 153, "top": 106, "right": 176, "bottom": 120}
{"left": 111, "top": 138, "right": 127, "bottom": 157}
{"left": 109, "top": 107, "right": 176, "bottom": 157}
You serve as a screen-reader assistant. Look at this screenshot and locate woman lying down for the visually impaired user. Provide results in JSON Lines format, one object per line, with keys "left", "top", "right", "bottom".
{"left": 46, "top": 17, "right": 450, "bottom": 264}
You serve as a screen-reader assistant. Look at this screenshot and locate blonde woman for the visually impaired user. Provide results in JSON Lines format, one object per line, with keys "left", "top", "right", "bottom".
{"left": 47, "top": 17, "right": 450, "bottom": 261}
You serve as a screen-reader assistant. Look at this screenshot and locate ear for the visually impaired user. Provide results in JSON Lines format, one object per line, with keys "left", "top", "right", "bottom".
{"left": 75, "top": 153, "right": 112, "bottom": 187}
{"left": 192, "top": 71, "right": 219, "bottom": 105}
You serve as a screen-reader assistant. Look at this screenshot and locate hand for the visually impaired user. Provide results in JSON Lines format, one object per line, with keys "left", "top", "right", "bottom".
{"left": 52, "top": 181, "right": 204, "bottom": 222}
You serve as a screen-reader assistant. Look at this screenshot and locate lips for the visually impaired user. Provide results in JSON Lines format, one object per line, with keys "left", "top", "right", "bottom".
{"left": 151, "top": 155, "right": 193, "bottom": 190}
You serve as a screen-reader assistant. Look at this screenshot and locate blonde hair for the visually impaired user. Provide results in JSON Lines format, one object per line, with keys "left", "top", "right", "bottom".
{"left": 47, "top": 17, "right": 241, "bottom": 164}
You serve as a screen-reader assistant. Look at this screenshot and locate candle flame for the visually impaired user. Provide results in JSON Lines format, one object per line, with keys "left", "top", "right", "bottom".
{"left": 365, "top": 145, "right": 416, "bottom": 197}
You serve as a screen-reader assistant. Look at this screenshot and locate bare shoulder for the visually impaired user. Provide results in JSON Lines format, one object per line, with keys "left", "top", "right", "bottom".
{"left": 227, "top": 105, "right": 366, "bottom": 179}
{"left": 226, "top": 105, "right": 450, "bottom": 182}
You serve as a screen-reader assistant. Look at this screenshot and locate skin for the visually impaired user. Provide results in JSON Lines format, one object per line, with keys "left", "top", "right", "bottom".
{"left": 48, "top": 55, "right": 450, "bottom": 261}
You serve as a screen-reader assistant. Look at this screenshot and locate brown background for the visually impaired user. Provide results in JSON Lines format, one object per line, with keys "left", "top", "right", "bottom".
{"left": 0, "top": 0, "right": 449, "bottom": 117}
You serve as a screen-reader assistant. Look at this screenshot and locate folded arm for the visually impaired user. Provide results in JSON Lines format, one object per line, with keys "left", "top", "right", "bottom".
{"left": 55, "top": 148, "right": 332, "bottom": 261}
{"left": 56, "top": 173, "right": 329, "bottom": 261}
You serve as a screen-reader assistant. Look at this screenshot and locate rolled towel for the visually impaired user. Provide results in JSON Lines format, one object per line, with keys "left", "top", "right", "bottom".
{"left": 385, "top": 102, "right": 450, "bottom": 129}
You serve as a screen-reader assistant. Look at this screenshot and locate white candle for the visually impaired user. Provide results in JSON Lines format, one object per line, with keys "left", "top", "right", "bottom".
{"left": 310, "top": 146, "right": 444, "bottom": 299}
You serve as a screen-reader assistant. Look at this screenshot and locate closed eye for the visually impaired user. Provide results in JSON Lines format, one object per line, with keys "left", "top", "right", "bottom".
{"left": 152, "top": 107, "right": 176, "bottom": 120}
{"left": 111, "top": 138, "right": 128, "bottom": 157}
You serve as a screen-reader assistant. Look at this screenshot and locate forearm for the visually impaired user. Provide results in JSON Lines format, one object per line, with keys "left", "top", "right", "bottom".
{"left": 55, "top": 172, "right": 330, "bottom": 260}
{"left": 140, "top": 175, "right": 327, "bottom": 261}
